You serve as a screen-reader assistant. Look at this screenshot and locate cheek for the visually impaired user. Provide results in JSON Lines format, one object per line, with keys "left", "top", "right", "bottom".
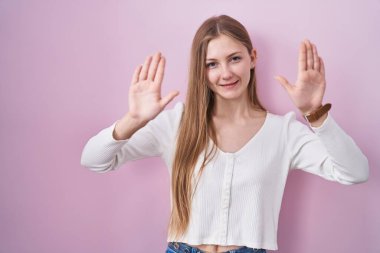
{"left": 207, "top": 70, "right": 218, "bottom": 83}
{"left": 234, "top": 64, "right": 251, "bottom": 81}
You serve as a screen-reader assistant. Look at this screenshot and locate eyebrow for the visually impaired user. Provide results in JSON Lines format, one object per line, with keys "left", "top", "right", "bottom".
{"left": 206, "top": 51, "right": 242, "bottom": 61}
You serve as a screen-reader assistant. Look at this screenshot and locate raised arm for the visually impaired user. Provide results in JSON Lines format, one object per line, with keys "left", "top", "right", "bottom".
{"left": 275, "top": 39, "right": 327, "bottom": 126}
{"left": 80, "top": 52, "right": 180, "bottom": 172}
{"left": 114, "top": 52, "right": 179, "bottom": 140}
{"left": 276, "top": 40, "right": 369, "bottom": 184}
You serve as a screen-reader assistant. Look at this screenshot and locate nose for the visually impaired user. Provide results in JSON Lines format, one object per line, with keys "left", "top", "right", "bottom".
{"left": 220, "top": 64, "right": 233, "bottom": 80}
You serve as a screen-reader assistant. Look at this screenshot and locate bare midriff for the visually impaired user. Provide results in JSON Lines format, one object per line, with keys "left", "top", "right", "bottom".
{"left": 188, "top": 244, "right": 241, "bottom": 253}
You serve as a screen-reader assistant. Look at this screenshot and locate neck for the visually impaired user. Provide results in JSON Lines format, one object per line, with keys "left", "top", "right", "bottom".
{"left": 212, "top": 94, "right": 261, "bottom": 120}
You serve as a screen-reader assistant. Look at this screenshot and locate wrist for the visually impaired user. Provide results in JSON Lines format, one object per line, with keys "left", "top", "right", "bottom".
{"left": 302, "top": 103, "right": 332, "bottom": 123}
{"left": 124, "top": 112, "right": 149, "bottom": 127}
{"left": 309, "top": 112, "right": 328, "bottom": 127}
{"left": 113, "top": 113, "right": 148, "bottom": 140}
{"left": 300, "top": 104, "right": 322, "bottom": 115}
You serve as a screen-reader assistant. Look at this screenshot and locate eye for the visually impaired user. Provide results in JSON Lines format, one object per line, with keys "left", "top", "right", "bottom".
{"left": 231, "top": 56, "right": 241, "bottom": 62}
{"left": 206, "top": 62, "right": 217, "bottom": 69}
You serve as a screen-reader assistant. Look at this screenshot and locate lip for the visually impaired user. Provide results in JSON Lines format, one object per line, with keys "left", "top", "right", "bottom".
{"left": 219, "top": 80, "right": 239, "bottom": 86}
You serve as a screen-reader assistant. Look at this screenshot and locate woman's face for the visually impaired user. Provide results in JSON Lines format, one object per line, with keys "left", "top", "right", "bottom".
{"left": 205, "top": 34, "right": 256, "bottom": 102}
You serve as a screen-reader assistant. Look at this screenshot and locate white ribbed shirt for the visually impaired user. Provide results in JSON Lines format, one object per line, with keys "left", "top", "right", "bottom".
{"left": 80, "top": 102, "right": 369, "bottom": 250}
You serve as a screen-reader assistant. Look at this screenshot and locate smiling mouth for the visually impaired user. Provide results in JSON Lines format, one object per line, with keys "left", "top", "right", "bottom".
{"left": 219, "top": 80, "right": 239, "bottom": 86}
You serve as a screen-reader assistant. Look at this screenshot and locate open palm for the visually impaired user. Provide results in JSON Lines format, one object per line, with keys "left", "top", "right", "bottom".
{"left": 275, "top": 40, "right": 326, "bottom": 114}
{"left": 128, "top": 52, "right": 179, "bottom": 122}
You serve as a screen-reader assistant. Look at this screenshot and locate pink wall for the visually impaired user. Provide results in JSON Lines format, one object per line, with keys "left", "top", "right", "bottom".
{"left": 1, "top": 0, "right": 379, "bottom": 252}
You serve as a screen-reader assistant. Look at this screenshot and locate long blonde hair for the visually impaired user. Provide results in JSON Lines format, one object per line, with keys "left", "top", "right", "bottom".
{"left": 168, "top": 15, "right": 266, "bottom": 240}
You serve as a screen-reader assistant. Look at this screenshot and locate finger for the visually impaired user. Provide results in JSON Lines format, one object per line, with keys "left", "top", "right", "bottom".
{"left": 320, "top": 57, "right": 325, "bottom": 76}
{"left": 147, "top": 52, "right": 162, "bottom": 81}
{"left": 139, "top": 55, "right": 153, "bottom": 80}
{"left": 305, "top": 40, "right": 314, "bottom": 70}
{"left": 159, "top": 90, "right": 180, "bottom": 108}
{"left": 131, "top": 64, "right": 143, "bottom": 84}
{"left": 298, "top": 41, "right": 307, "bottom": 72}
{"left": 312, "top": 43, "right": 320, "bottom": 71}
{"left": 155, "top": 56, "right": 166, "bottom": 88}
{"left": 274, "top": 75, "right": 293, "bottom": 93}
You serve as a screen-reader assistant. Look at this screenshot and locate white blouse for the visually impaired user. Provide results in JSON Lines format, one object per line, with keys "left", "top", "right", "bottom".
{"left": 80, "top": 102, "right": 369, "bottom": 250}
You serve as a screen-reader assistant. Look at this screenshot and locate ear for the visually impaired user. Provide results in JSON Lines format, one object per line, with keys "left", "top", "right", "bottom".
{"left": 250, "top": 48, "right": 257, "bottom": 69}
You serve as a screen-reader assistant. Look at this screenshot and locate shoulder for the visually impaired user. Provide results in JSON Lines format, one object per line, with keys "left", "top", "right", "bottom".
{"left": 149, "top": 101, "right": 184, "bottom": 131}
{"left": 172, "top": 101, "right": 185, "bottom": 115}
{"left": 158, "top": 101, "right": 184, "bottom": 121}
{"left": 266, "top": 110, "right": 311, "bottom": 137}
{"left": 269, "top": 110, "right": 335, "bottom": 134}
{"left": 267, "top": 110, "right": 299, "bottom": 126}
{"left": 265, "top": 111, "right": 314, "bottom": 147}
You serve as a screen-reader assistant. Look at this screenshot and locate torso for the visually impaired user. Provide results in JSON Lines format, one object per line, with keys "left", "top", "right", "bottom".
{"left": 189, "top": 109, "right": 267, "bottom": 252}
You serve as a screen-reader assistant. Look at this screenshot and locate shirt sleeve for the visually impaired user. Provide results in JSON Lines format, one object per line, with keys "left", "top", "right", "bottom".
{"left": 80, "top": 102, "right": 184, "bottom": 173}
{"left": 286, "top": 111, "right": 369, "bottom": 185}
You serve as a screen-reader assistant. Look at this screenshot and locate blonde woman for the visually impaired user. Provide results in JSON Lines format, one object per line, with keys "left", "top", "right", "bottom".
{"left": 81, "top": 15, "right": 369, "bottom": 253}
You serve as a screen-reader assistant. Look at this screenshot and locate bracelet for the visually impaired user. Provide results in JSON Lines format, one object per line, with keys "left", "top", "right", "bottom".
{"left": 303, "top": 103, "right": 332, "bottom": 123}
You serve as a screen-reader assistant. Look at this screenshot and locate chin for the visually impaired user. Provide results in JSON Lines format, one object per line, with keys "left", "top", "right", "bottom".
{"left": 214, "top": 92, "right": 248, "bottom": 102}
{"left": 213, "top": 87, "right": 249, "bottom": 101}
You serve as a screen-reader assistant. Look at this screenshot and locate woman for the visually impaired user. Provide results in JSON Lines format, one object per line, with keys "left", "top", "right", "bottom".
{"left": 81, "top": 15, "right": 369, "bottom": 253}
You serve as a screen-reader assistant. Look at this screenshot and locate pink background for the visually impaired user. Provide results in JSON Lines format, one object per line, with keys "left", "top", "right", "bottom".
{"left": 1, "top": 0, "right": 379, "bottom": 252}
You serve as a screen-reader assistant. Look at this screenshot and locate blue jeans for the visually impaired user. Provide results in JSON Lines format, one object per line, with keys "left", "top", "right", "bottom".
{"left": 166, "top": 242, "right": 267, "bottom": 253}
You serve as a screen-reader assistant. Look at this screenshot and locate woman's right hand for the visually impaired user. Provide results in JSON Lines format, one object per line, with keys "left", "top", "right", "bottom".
{"left": 113, "top": 52, "right": 179, "bottom": 140}
{"left": 128, "top": 52, "right": 179, "bottom": 124}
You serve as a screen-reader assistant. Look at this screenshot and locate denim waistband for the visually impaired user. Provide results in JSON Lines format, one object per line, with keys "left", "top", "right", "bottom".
{"left": 167, "top": 242, "right": 266, "bottom": 253}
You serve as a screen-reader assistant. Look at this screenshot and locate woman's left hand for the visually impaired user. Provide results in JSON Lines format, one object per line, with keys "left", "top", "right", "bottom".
{"left": 275, "top": 40, "right": 326, "bottom": 114}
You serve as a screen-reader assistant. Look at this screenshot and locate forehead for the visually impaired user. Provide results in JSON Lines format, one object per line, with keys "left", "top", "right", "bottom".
{"left": 206, "top": 34, "right": 247, "bottom": 59}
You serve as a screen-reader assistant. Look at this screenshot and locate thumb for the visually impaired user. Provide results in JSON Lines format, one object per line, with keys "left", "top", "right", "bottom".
{"left": 160, "top": 90, "right": 180, "bottom": 108}
{"left": 274, "top": 75, "right": 293, "bottom": 93}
